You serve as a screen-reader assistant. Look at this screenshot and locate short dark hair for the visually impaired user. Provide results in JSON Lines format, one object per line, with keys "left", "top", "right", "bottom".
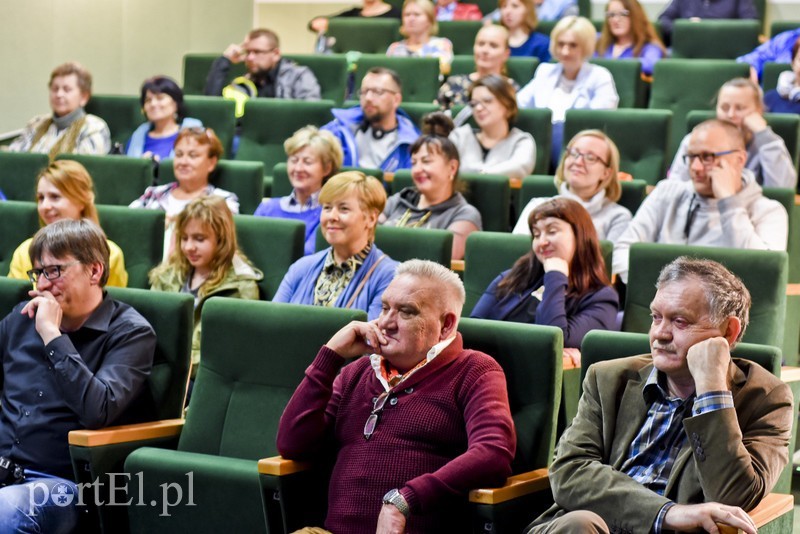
{"left": 139, "top": 75, "right": 187, "bottom": 122}
{"left": 468, "top": 74, "right": 519, "bottom": 127}
{"left": 29, "top": 219, "right": 111, "bottom": 287}
{"left": 364, "top": 67, "right": 403, "bottom": 92}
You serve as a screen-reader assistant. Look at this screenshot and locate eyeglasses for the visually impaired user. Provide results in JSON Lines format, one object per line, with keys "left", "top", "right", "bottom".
{"left": 245, "top": 48, "right": 275, "bottom": 56}
{"left": 565, "top": 148, "right": 609, "bottom": 166}
{"left": 363, "top": 391, "right": 391, "bottom": 440}
{"left": 26, "top": 261, "right": 80, "bottom": 285}
{"left": 359, "top": 87, "right": 398, "bottom": 97}
{"left": 606, "top": 9, "right": 630, "bottom": 18}
{"left": 682, "top": 149, "right": 739, "bottom": 165}
{"left": 468, "top": 97, "right": 496, "bottom": 109}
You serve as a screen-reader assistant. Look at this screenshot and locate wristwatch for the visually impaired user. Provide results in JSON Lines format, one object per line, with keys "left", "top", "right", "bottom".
{"left": 382, "top": 488, "right": 410, "bottom": 518}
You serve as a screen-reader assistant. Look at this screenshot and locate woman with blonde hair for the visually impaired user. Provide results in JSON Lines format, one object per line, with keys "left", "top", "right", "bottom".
{"left": 387, "top": 0, "right": 454, "bottom": 74}
{"left": 8, "top": 159, "right": 128, "bottom": 287}
{"left": 274, "top": 171, "right": 398, "bottom": 320}
{"left": 514, "top": 129, "right": 631, "bottom": 242}
{"left": 149, "top": 196, "right": 262, "bottom": 375}
{"left": 597, "top": 0, "right": 666, "bottom": 76}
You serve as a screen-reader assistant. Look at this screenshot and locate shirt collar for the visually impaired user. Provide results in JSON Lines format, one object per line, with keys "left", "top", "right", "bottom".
{"left": 74, "top": 292, "right": 115, "bottom": 333}
{"left": 288, "top": 189, "right": 321, "bottom": 210}
{"left": 369, "top": 336, "right": 456, "bottom": 391}
{"left": 642, "top": 367, "right": 694, "bottom": 406}
{"left": 322, "top": 242, "right": 372, "bottom": 274}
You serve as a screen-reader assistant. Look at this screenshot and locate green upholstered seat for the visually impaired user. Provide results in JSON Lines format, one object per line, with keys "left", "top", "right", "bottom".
{"left": 439, "top": 21, "right": 483, "bottom": 55}
{"left": 589, "top": 58, "right": 646, "bottom": 108}
{"left": 448, "top": 56, "right": 540, "bottom": 87}
{"left": 687, "top": 110, "right": 800, "bottom": 175}
{"left": 671, "top": 19, "right": 761, "bottom": 59}
{"left": 327, "top": 18, "right": 401, "bottom": 54}
{"left": 56, "top": 153, "right": 155, "bottom": 206}
{"left": 182, "top": 96, "right": 237, "bottom": 157}
{"left": 399, "top": 102, "right": 439, "bottom": 130}
{"left": 159, "top": 158, "right": 264, "bottom": 216}
{"left": 769, "top": 21, "right": 799, "bottom": 38}
{"left": 0, "top": 152, "right": 49, "bottom": 201}
{"left": 235, "top": 99, "right": 334, "bottom": 181}
{"left": 233, "top": 214, "right": 305, "bottom": 300}
{"left": 518, "top": 174, "right": 648, "bottom": 217}
{"left": 622, "top": 243, "right": 788, "bottom": 351}
{"left": 353, "top": 55, "right": 442, "bottom": 103}
{"left": 563, "top": 108, "right": 672, "bottom": 184}
{"left": 0, "top": 201, "right": 42, "bottom": 277}
{"left": 391, "top": 170, "right": 511, "bottom": 232}
{"left": 375, "top": 225, "right": 452, "bottom": 266}
{"left": 182, "top": 53, "right": 246, "bottom": 96}
{"left": 96, "top": 205, "right": 165, "bottom": 289}
{"left": 0, "top": 277, "right": 31, "bottom": 317}
{"left": 649, "top": 59, "right": 750, "bottom": 159}
{"left": 125, "top": 299, "right": 366, "bottom": 533}
{"left": 763, "top": 62, "right": 791, "bottom": 93}
{"left": 84, "top": 94, "right": 143, "bottom": 147}
{"left": 283, "top": 54, "right": 349, "bottom": 105}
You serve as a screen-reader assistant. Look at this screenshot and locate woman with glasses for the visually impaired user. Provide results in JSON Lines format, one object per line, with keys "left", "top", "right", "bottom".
{"left": 8, "top": 160, "right": 128, "bottom": 287}
{"left": 449, "top": 74, "right": 535, "bottom": 179}
{"left": 596, "top": 0, "right": 666, "bottom": 77}
{"left": 381, "top": 112, "right": 482, "bottom": 260}
{"left": 668, "top": 78, "right": 796, "bottom": 189}
{"left": 472, "top": 197, "right": 618, "bottom": 350}
{"left": 387, "top": 0, "right": 454, "bottom": 74}
{"left": 437, "top": 25, "right": 519, "bottom": 109}
{"left": 513, "top": 130, "right": 631, "bottom": 242}
{"left": 125, "top": 76, "right": 203, "bottom": 161}
{"left": 499, "top": 0, "right": 551, "bottom": 61}
{"left": 517, "top": 16, "right": 619, "bottom": 168}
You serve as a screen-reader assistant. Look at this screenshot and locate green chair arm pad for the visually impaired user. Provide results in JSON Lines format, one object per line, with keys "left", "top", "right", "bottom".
{"left": 257, "top": 455, "right": 313, "bottom": 476}
{"left": 68, "top": 418, "right": 185, "bottom": 447}
{"left": 469, "top": 468, "right": 550, "bottom": 505}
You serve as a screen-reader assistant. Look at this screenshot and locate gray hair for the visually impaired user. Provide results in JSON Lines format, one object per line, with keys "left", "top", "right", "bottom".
{"left": 396, "top": 259, "right": 465, "bottom": 315}
{"left": 655, "top": 256, "right": 751, "bottom": 342}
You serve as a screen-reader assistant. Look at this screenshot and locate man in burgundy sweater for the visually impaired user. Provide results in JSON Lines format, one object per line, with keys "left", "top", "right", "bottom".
{"left": 277, "top": 259, "right": 516, "bottom": 533}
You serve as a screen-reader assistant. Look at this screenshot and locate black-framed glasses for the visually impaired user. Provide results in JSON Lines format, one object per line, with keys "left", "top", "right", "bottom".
{"left": 359, "top": 88, "right": 398, "bottom": 97}
{"left": 26, "top": 261, "right": 80, "bottom": 285}
{"left": 363, "top": 391, "right": 391, "bottom": 440}
{"left": 682, "top": 149, "right": 739, "bottom": 165}
{"left": 565, "top": 148, "right": 609, "bottom": 167}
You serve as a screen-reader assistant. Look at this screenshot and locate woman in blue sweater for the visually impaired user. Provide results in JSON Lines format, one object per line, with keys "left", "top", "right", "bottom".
{"left": 273, "top": 171, "right": 398, "bottom": 320}
{"left": 471, "top": 197, "right": 618, "bottom": 349}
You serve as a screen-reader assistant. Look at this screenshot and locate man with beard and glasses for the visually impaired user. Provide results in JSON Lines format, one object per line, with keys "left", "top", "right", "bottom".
{"left": 322, "top": 67, "right": 421, "bottom": 172}
{"left": 525, "top": 257, "right": 793, "bottom": 534}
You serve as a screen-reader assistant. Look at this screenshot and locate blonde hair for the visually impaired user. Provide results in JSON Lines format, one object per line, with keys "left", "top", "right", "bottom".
{"left": 36, "top": 160, "right": 98, "bottom": 227}
{"left": 284, "top": 126, "right": 344, "bottom": 182}
{"left": 499, "top": 0, "right": 539, "bottom": 33}
{"left": 319, "top": 171, "right": 387, "bottom": 239}
{"left": 401, "top": 0, "right": 439, "bottom": 37}
{"left": 149, "top": 196, "right": 244, "bottom": 298}
{"left": 555, "top": 129, "right": 622, "bottom": 202}
{"left": 550, "top": 16, "right": 597, "bottom": 60}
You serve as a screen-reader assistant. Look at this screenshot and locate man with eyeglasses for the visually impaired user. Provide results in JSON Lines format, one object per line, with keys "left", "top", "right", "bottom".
{"left": 612, "top": 119, "right": 788, "bottom": 284}
{"left": 321, "top": 67, "right": 421, "bottom": 172}
{"left": 204, "top": 28, "right": 321, "bottom": 101}
{"left": 0, "top": 219, "right": 155, "bottom": 532}
{"left": 277, "top": 259, "right": 515, "bottom": 534}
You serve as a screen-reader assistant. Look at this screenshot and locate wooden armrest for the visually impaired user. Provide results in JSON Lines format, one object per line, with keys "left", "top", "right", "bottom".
{"left": 450, "top": 260, "right": 464, "bottom": 272}
{"left": 509, "top": 177, "right": 522, "bottom": 190}
{"left": 787, "top": 284, "right": 800, "bottom": 296}
{"left": 258, "top": 455, "right": 313, "bottom": 476}
{"left": 781, "top": 366, "right": 800, "bottom": 383}
{"left": 469, "top": 468, "right": 549, "bottom": 505}
{"left": 383, "top": 172, "right": 394, "bottom": 183}
{"left": 68, "top": 418, "right": 184, "bottom": 447}
{"left": 717, "top": 493, "right": 793, "bottom": 533}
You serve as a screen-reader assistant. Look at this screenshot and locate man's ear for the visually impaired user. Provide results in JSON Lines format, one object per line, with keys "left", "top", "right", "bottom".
{"left": 722, "top": 316, "right": 742, "bottom": 346}
{"left": 89, "top": 262, "right": 104, "bottom": 286}
{"left": 440, "top": 311, "right": 458, "bottom": 341}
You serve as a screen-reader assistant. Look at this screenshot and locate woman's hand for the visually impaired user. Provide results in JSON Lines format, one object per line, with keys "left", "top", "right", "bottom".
{"left": 741, "top": 112, "right": 767, "bottom": 136}
{"left": 542, "top": 257, "right": 569, "bottom": 276}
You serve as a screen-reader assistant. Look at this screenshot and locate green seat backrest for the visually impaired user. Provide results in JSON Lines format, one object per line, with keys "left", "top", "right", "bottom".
{"left": 686, "top": 110, "right": 800, "bottom": 172}
{"left": 56, "top": 154, "right": 154, "bottom": 206}
{"left": 649, "top": 59, "right": 749, "bottom": 159}
{"left": 235, "top": 99, "right": 334, "bottom": 174}
{"left": 106, "top": 287, "right": 193, "bottom": 420}
{"left": 160, "top": 159, "right": 264, "bottom": 216}
{"left": 672, "top": 20, "right": 761, "bottom": 60}
{"left": 399, "top": 102, "right": 439, "bottom": 130}
{"left": 762, "top": 187, "right": 800, "bottom": 282}
{"left": 84, "top": 94, "right": 143, "bottom": 147}
{"left": 770, "top": 22, "right": 800, "bottom": 38}
{"left": 589, "top": 58, "right": 645, "bottom": 108}
{"left": 564, "top": 108, "right": 672, "bottom": 184}
{"left": 0, "top": 152, "right": 48, "bottom": 201}
{"left": 97, "top": 205, "right": 165, "bottom": 289}
{"left": 463, "top": 231, "right": 531, "bottom": 315}
{"left": 284, "top": 54, "right": 349, "bottom": 105}
{"left": 353, "top": 55, "right": 441, "bottom": 103}
{"left": 391, "top": 170, "right": 511, "bottom": 232}
{"left": 518, "top": 174, "right": 649, "bottom": 216}
{"left": 182, "top": 53, "right": 246, "bottom": 96}
{"left": 458, "top": 318, "right": 563, "bottom": 471}
{"left": 376, "top": 225, "right": 452, "bottom": 266}
{"left": 438, "top": 21, "right": 483, "bottom": 55}
{"left": 449, "top": 55, "right": 540, "bottom": 86}
{"left": 233, "top": 214, "right": 304, "bottom": 300}
{"left": 622, "top": 243, "right": 788, "bottom": 348}
{"left": 0, "top": 201, "right": 42, "bottom": 277}
{"left": 182, "top": 96, "right": 236, "bottom": 158}
{"left": 0, "top": 277, "right": 32, "bottom": 318}
{"left": 183, "top": 299, "right": 366, "bottom": 458}
{"left": 763, "top": 62, "right": 791, "bottom": 92}
{"left": 328, "top": 18, "right": 401, "bottom": 54}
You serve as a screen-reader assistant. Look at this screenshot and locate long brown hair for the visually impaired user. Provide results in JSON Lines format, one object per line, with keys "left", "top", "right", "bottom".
{"left": 496, "top": 198, "right": 610, "bottom": 299}
{"left": 597, "top": 0, "right": 665, "bottom": 57}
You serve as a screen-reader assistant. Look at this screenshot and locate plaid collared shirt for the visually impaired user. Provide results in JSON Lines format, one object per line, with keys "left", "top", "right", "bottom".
{"left": 622, "top": 368, "right": 734, "bottom": 533}
{"left": 278, "top": 189, "right": 321, "bottom": 213}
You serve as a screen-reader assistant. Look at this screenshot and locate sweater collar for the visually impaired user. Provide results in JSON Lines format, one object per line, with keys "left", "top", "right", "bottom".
{"left": 52, "top": 107, "right": 86, "bottom": 131}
